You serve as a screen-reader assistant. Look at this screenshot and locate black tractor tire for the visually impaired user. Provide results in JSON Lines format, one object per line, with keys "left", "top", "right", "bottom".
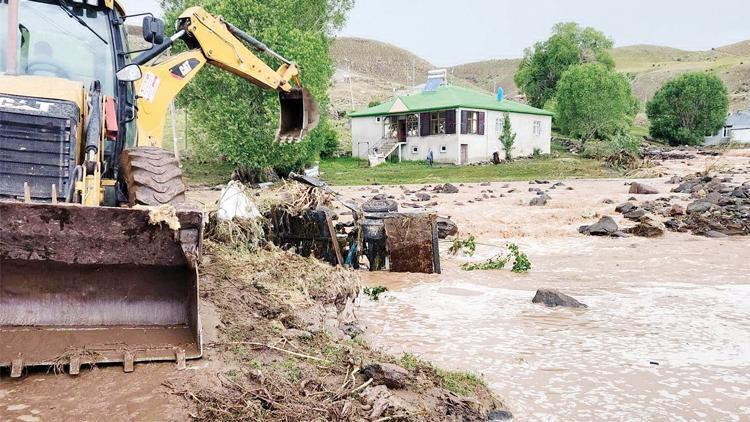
{"left": 362, "top": 198, "right": 398, "bottom": 213}
{"left": 120, "top": 147, "right": 186, "bottom": 206}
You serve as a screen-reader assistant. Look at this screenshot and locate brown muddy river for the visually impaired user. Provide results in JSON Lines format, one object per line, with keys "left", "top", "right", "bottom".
{"left": 360, "top": 235, "right": 750, "bottom": 421}
{"left": 350, "top": 152, "right": 750, "bottom": 421}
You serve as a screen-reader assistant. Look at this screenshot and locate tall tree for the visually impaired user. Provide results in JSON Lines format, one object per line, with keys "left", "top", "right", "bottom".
{"left": 556, "top": 63, "right": 639, "bottom": 142}
{"left": 646, "top": 72, "right": 729, "bottom": 146}
{"left": 161, "top": 0, "right": 353, "bottom": 176}
{"left": 514, "top": 22, "right": 614, "bottom": 108}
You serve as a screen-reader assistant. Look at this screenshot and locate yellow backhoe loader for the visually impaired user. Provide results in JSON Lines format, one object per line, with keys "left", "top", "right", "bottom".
{"left": 0, "top": 0, "right": 318, "bottom": 377}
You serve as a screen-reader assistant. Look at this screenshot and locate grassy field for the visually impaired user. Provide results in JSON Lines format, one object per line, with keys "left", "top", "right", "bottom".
{"left": 320, "top": 154, "right": 618, "bottom": 186}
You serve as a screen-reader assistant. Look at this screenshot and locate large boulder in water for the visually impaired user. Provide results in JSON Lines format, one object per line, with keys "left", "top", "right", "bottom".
{"left": 629, "top": 182, "right": 659, "bottom": 195}
{"left": 579, "top": 216, "right": 619, "bottom": 236}
{"left": 436, "top": 217, "right": 458, "bottom": 239}
{"left": 532, "top": 289, "right": 587, "bottom": 308}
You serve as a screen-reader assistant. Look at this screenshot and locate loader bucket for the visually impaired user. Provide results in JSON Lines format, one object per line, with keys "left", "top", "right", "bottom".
{"left": 277, "top": 87, "right": 320, "bottom": 142}
{"left": 0, "top": 202, "right": 203, "bottom": 376}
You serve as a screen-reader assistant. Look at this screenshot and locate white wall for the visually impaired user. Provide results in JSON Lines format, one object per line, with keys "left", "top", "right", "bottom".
{"left": 732, "top": 128, "right": 750, "bottom": 143}
{"left": 351, "top": 116, "right": 384, "bottom": 158}
{"left": 351, "top": 109, "right": 552, "bottom": 164}
{"left": 403, "top": 133, "right": 460, "bottom": 164}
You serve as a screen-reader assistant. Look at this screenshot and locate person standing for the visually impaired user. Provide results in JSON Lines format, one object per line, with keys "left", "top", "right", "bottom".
{"left": 426, "top": 148, "right": 434, "bottom": 167}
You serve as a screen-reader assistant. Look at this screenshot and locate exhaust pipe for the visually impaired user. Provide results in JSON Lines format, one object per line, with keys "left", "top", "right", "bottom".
{"left": 277, "top": 87, "right": 319, "bottom": 142}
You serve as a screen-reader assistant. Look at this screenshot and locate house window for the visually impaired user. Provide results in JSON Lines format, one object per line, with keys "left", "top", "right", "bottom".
{"left": 407, "top": 114, "right": 419, "bottom": 137}
{"left": 440, "top": 145, "right": 448, "bottom": 153}
{"left": 533, "top": 120, "right": 542, "bottom": 137}
{"left": 495, "top": 117, "right": 503, "bottom": 134}
{"left": 465, "top": 111, "right": 480, "bottom": 134}
{"left": 430, "top": 111, "right": 447, "bottom": 135}
{"left": 385, "top": 117, "right": 398, "bottom": 139}
{"left": 411, "top": 146, "right": 419, "bottom": 155}
{"left": 723, "top": 126, "right": 732, "bottom": 137}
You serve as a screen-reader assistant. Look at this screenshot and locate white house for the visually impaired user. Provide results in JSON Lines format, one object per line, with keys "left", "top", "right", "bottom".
{"left": 705, "top": 109, "right": 750, "bottom": 145}
{"left": 349, "top": 84, "right": 553, "bottom": 165}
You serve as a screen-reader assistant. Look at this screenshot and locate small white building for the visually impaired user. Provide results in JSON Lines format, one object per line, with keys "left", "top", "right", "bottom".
{"left": 705, "top": 110, "right": 750, "bottom": 145}
{"left": 349, "top": 84, "right": 553, "bottom": 165}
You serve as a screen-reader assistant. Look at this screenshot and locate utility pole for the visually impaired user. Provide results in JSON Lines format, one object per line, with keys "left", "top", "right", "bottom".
{"left": 6, "top": 0, "right": 19, "bottom": 75}
{"left": 348, "top": 60, "right": 354, "bottom": 110}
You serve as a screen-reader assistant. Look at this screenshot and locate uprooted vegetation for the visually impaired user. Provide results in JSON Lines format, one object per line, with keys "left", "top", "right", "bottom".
{"left": 461, "top": 243, "right": 532, "bottom": 273}
{"left": 173, "top": 231, "right": 504, "bottom": 420}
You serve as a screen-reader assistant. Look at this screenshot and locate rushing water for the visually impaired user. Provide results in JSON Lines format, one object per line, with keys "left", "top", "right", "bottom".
{"left": 359, "top": 235, "right": 750, "bottom": 421}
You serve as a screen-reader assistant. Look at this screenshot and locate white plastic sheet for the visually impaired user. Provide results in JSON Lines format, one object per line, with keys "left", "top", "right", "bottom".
{"left": 216, "top": 181, "right": 261, "bottom": 221}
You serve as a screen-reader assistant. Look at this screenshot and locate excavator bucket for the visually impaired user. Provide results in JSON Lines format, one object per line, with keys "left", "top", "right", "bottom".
{"left": 0, "top": 202, "right": 203, "bottom": 376}
{"left": 277, "top": 87, "right": 320, "bottom": 142}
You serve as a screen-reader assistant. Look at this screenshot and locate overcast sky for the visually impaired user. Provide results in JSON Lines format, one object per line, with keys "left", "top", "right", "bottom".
{"left": 123, "top": 0, "right": 749, "bottom": 66}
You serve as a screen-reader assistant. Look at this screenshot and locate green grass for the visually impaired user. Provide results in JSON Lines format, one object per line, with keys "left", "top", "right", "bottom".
{"left": 435, "top": 368, "right": 486, "bottom": 396}
{"left": 320, "top": 155, "right": 618, "bottom": 186}
{"left": 181, "top": 158, "right": 235, "bottom": 187}
{"left": 630, "top": 124, "right": 650, "bottom": 139}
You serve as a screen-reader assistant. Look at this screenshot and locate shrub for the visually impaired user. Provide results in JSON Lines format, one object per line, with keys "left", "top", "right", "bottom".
{"left": 646, "top": 72, "right": 729, "bottom": 146}
{"left": 499, "top": 112, "right": 517, "bottom": 161}
{"left": 556, "top": 63, "right": 639, "bottom": 142}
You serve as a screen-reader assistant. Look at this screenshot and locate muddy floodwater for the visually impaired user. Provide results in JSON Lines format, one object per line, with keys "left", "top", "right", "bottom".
{"left": 350, "top": 151, "right": 750, "bottom": 421}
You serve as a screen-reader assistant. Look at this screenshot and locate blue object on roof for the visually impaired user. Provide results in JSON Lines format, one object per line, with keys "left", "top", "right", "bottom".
{"left": 497, "top": 87, "right": 504, "bottom": 102}
{"left": 423, "top": 78, "right": 443, "bottom": 92}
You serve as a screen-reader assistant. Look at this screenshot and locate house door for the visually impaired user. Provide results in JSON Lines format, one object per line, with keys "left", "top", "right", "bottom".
{"left": 460, "top": 144, "right": 468, "bottom": 164}
{"left": 397, "top": 120, "right": 407, "bottom": 142}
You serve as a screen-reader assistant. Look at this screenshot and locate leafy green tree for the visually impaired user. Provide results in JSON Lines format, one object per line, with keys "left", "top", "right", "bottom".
{"left": 161, "top": 0, "right": 353, "bottom": 176}
{"left": 556, "top": 63, "right": 639, "bottom": 142}
{"left": 646, "top": 72, "right": 729, "bottom": 146}
{"left": 499, "top": 112, "right": 516, "bottom": 160}
{"left": 515, "top": 22, "right": 614, "bottom": 108}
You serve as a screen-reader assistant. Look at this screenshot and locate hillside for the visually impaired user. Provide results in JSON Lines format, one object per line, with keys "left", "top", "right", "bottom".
{"left": 330, "top": 37, "right": 750, "bottom": 113}
{"left": 329, "top": 37, "right": 483, "bottom": 113}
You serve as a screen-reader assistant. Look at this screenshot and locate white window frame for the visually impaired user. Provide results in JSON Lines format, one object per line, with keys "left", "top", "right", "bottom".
{"left": 440, "top": 145, "right": 448, "bottom": 153}
{"left": 411, "top": 146, "right": 419, "bottom": 155}
{"left": 723, "top": 126, "right": 732, "bottom": 138}
{"left": 465, "top": 111, "right": 480, "bottom": 135}
{"left": 533, "top": 120, "right": 542, "bottom": 137}
{"left": 430, "top": 111, "right": 447, "bottom": 135}
{"left": 495, "top": 116, "right": 503, "bottom": 135}
{"left": 407, "top": 114, "right": 419, "bottom": 137}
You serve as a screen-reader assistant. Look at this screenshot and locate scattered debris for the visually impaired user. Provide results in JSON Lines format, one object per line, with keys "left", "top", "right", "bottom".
{"left": 142, "top": 204, "right": 181, "bottom": 231}
{"left": 532, "top": 289, "right": 588, "bottom": 308}
{"left": 449, "top": 235, "right": 477, "bottom": 256}
{"left": 360, "top": 363, "right": 410, "bottom": 389}
{"left": 461, "top": 243, "right": 531, "bottom": 273}
{"left": 363, "top": 286, "right": 389, "bottom": 301}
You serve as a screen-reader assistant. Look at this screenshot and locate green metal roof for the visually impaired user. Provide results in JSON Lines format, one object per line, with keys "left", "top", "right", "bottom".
{"left": 349, "top": 85, "right": 554, "bottom": 118}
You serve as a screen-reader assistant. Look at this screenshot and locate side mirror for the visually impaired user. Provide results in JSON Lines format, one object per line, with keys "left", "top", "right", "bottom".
{"left": 116, "top": 64, "right": 143, "bottom": 82}
{"left": 142, "top": 16, "right": 165, "bottom": 45}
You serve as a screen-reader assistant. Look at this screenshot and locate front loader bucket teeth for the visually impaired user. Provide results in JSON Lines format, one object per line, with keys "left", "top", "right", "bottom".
{"left": 0, "top": 202, "right": 203, "bottom": 375}
{"left": 277, "top": 87, "right": 320, "bottom": 142}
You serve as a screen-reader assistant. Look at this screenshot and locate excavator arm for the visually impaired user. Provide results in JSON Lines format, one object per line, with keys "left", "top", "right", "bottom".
{"left": 131, "top": 6, "right": 318, "bottom": 147}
